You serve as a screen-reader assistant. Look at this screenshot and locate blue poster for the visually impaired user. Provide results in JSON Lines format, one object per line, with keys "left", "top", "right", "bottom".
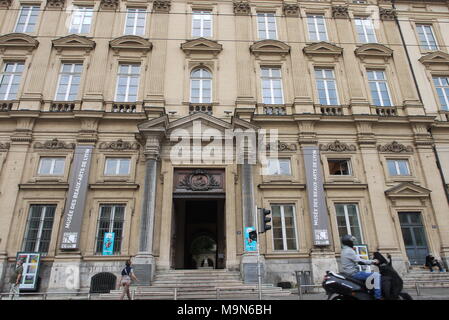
{"left": 244, "top": 227, "right": 257, "bottom": 252}
{"left": 102, "top": 232, "right": 115, "bottom": 255}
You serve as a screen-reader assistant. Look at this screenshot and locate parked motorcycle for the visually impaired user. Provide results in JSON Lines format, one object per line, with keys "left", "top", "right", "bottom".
{"left": 322, "top": 251, "right": 413, "bottom": 300}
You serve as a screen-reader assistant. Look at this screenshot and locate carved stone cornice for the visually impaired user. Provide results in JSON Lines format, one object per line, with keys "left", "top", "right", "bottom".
{"left": 178, "top": 169, "right": 221, "bottom": 191}
{"left": 0, "top": 33, "right": 39, "bottom": 54}
{"left": 266, "top": 141, "right": 297, "bottom": 152}
{"left": 99, "top": 139, "right": 140, "bottom": 151}
{"left": 153, "top": 0, "right": 171, "bottom": 13}
{"left": 233, "top": 1, "right": 251, "bottom": 15}
{"left": 354, "top": 43, "right": 393, "bottom": 62}
{"left": 52, "top": 34, "right": 96, "bottom": 53}
{"left": 0, "top": 0, "right": 12, "bottom": 8}
{"left": 109, "top": 35, "right": 153, "bottom": 55}
{"left": 181, "top": 38, "right": 223, "bottom": 57}
{"left": 100, "top": 0, "right": 119, "bottom": 10}
{"left": 250, "top": 39, "right": 291, "bottom": 58}
{"left": 379, "top": 8, "right": 397, "bottom": 21}
{"left": 320, "top": 140, "right": 357, "bottom": 152}
{"left": 34, "top": 138, "right": 75, "bottom": 149}
{"left": 378, "top": 141, "right": 413, "bottom": 153}
{"left": 283, "top": 3, "right": 300, "bottom": 17}
{"left": 46, "top": 0, "right": 65, "bottom": 9}
{"left": 0, "top": 142, "right": 10, "bottom": 150}
{"left": 332, "top": 6, "right": 349, "bottom": 19}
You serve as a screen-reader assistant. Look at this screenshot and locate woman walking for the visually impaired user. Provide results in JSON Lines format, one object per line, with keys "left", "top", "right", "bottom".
{"left": 119, "top": 260, "right": 138, "bottom": 300}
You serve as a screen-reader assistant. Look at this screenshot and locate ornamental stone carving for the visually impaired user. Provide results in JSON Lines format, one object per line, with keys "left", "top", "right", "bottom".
{"left": 283, "top": 3, "right": 300, "bottom": 17}
{"left": 100, "top": 0, "right": 119, "bottom": 10}
{"left": 378, "top": 141, "right": 413, "bottom": 153}
{"left": 0, "top": 142, "right": 10, "bottom": 150}
{"left": 379, "top": 8, "right": 397, "bottom": 21}
{"left": 233, "top": 1, "right": 251, "bottom": 15}
{"left": 320, "top": 140, "right": 357, "bottom": 152}
{"left": 0, "top": 0, "right": 12, "bottom": 8}
{"left": 99, "top": 139, "right": 140, "bottom": 151}
{"left": 266, "top": 141, "right": 297, "bottom": 152}
{"left": 178, "top": 169, "right": 221, "bottom": 191}
{"left": 153, "top": 0, "right": 171, "bottom": 13}
{"left": 34, "top": 138, "right": 75, "bottom": 149}
{"left": 46, "top": 0, "right": 65, "bottom": 9}
{"left": 332, "top": 6, "right": 349, "bottom": 19}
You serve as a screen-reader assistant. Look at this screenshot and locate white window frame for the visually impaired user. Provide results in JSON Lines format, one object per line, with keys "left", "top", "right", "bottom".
{"left": 335, "top": 203, "right": 364, "bottom": 243}
{"left": 266, "top": 158, "right": 292, "bottom": 176}
{"left": 261, "top": 67, "right": 284, "bottom": 105}
{"left": 315, "top": 68, "right": 340, "bottom": 105}
{"left": 115, "top": 64, "right": 141, "bottom": 102}
{"left": 433, "top": 76, "right": 449, "bottom": 110}
{"left": 354, "top": 17, "right": 377, "bottom": 43}
{"left": 367, "top": 70, "right": 392, "bottom": 107}
{"left": 124, "top": 8, "right": 146, "bottom": 36}
{"left": 190, "top": 68, "right": 212, "bottom": 103}
{"left": 0, "top": 62, "right": 24, "bottom": 100}
{"left": 192, "top": 10, "right": 212, "bottom": 38}
{"left": 257, "top": 12, "right": 278, "bottom": 40}
{"left": 14, "top": 5, "right": 40, "bottom": 33}
{"left": 55, "top": 63, "right": 83, "bottom": 101}
{"left": 307, "top": 14, "right": 328, "bottom": 41}
{"left": 387, "top": 159, "right": 411, "bottom": 176}
{"left": 37, "top": 157, "right": 65, "bottom": 175}
{"left": 271, "top": 204, "right": 298, "bottom": 251}
{"left": 22, "top": 205, "right": 56, "bottom": 254}
{"left": 95, "top": 204, "right": 126, "bottom": 254}
{"left": 416, "top": 24, "right": 439, "bottom": 51}
{"left": 69, "top": 6, "right": 94, "bottom": 34}
{"left": 104, "top": 158, "right": 131, "bottom": 176}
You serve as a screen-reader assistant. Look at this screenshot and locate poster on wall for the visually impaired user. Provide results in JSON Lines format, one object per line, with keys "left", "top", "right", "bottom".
{"left": 354, "top": 244, "right": 371, "bottom": 272}
{"left": 244, "top": 227, "right": 257, "bottom": 252}
{"left": 102, "top": 232, "right": 115, "bottom": 256}
{"left": 16, "top": 252, "right": 41, "bottom": 291}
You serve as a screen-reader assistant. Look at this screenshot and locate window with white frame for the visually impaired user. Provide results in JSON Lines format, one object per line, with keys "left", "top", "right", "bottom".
{"left": 124, "top": 8, "right": 146, "bottom": 36}
{"left": 104, "top": 158, "right": 131, "bottom": 176}
{"left": 433, "top": 76, "right": 449, "bottom": 110}
{"left": 261, "top": 67, "right": 284, "bottom": 104}
{"left": 38, "top": 157, "right": 65, "bottom": 175}
{"left": 307, "top": 15, "right": 327, "bottom": 41}
{"left": 257, "top": 13, "right": 277, "bottom": 40}
{"left": 95, "top": 204, "right": 125, "bottom": 254}
{"left": 23, "top": 205, "right": 56, "bottom": 254}
{"left": 354, "top": 17, "right": 377, "bottom": 43}
{"left": 55, "top": 63, "right": 83, "bottom": 101}
{"left": 272, "top": 204, "right": 297, "bottom": 251}
{"left": 266, "top": 158, "right": 292, "bottom": 175}
{"left": 387, "top": 159, "right": 411, "bottom": 176}
{"left": 15, "top": 5, "right": 40, "bottom": 33}
{"left": 416, "top": 24, "right": 438, "bottom": 51}
{"left": 367, "top": 70, "right": 392, "bottom": 106}
{"left": 115, "top": 64, "right": 140, "bottom": 102}
{"left": 0, "top": 62, "right": 24, "bottom": 100}
{"left": 335, "top": 203, "right": 363, "bottom": 244}
{"left": 192, "top": 10, "right": 212, "bottom": 37}
{"left": 69, "top": 6, "right": 93, "bottom": 34}
{"left": 190, "top": 68, "right": 212, "bottom": 103}
{"left": 328, "top": 159, "right": 352, "bottom": 176}
{"left": 315, "top": 68, "right": 339, "bottom": 105}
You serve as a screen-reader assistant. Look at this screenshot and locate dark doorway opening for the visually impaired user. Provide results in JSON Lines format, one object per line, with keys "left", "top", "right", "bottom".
{"left": 399, "top": 212, "right": 429, "bottom": 265}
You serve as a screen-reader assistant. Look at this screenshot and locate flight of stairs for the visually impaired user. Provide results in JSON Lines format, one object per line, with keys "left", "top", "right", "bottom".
{"left": 99, "top": 269, "right": 291, "bottom": 300}
{"left": 402, "top": 268, "right": 449, "bottom": 289}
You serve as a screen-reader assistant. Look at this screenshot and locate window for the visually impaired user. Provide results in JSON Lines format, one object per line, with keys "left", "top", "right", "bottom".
{"left": 315, "top": 68, "right": 339, "bottom": 105}
{"left": 125, "top": 8, "right": 146, "bottom": 35}
{"left": 190, "top": 68, "right": 212, "bottom": 103}
{"left": 267, "top": 158, "right": 291, "bottom": 175}
{"left": 0, "top": 62, "right": 24, "bottom": 100}
{"left": 433, "top": 76, "right": 449, "bottom": 110}
{"left": 307, "top": 15, "right": 327, "bottom": 41}
{"left": 38, "top": 157, "right": 65, "bottom": 175}
{"left": 104, "top": 158, "right": 131, "bottom": 176}
{"left": 416, "top": 24, "right": 438, "bottom": 51}
{"left": 354, "top": 17, "right": 377, "bottom": 43}
{"left": 367, "top": 70, "right": 392, "bottom": 106}
{"left": 69, "top": 6, "right": 93, "bottom": 34}
{"left": 23, "top": 205, "right": 56, "bottom": 254}
{"left": 272, "top": 204, "right": 297, "bottom": 251}
{"left": 261, "top": 67, "right": 284, "bottom": 104}
{"left": 55, "top": 63, "right": 83, "bottom": 101}
{"left": 335, "top": 203, "right": 363, "bottom": 244}
{"left": 257, "top": 13, "right": 277, "bottom": 40}
{"left": 15, "top": 6, "right": 40, "bottom": 33}
{"left": 192, "top": 10, "right": 212, "bottom": 37}
{"left": 95, "top": 204, "right": 125, "bottom": 254}
{"left": 328, "top": 159, "right": 352, "bottom": 176}
{"left": 115, "top": 64, "right": 140, "bottom": 102}
{"left": 387, "top": 159, "right": 411, "bottom": 176}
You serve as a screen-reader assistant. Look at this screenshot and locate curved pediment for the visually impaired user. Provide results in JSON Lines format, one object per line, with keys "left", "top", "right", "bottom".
{"left": 385, "top": 182, "right": 431, "bottom": 199}
{"left": 0, "top": 33, "right": 38, "bottom": 52}
{"left": 419, "top": 51, "right": 449, "bottom": 66}
{"left": 303, "top": 41, "right": 343, "bottom": 57}
{"left": 250, "top": 40, "right": 290, "bottom": 57}
{"left": 355, "top": 43, "right": 393, "bottom": 61}
{"left": 181, "top": 38, "right": 223, "bottom": 57}
{"left": 109, "top": 35, "right": 153, "bottom": 54}
{"left": 52, "top": 34, "right": 95, "bottom": 53}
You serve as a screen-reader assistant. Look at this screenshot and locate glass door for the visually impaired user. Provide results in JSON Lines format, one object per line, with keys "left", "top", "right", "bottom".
{"left": 399, "top": 212, "right": 429, "bottom": 265}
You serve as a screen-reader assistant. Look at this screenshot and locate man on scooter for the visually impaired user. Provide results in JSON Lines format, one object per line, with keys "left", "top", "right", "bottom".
{"left": 340, "top": 234, "right": 382, "bottom": 300}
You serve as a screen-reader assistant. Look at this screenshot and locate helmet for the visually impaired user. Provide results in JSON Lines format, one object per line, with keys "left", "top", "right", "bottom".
{"left": 341, "top": 234, "right": 356, "bottom": 248}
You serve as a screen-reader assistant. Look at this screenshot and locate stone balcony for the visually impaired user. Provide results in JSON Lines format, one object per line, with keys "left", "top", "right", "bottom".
{"left": 48, "top": 101, "right": 80, "bottom": 112}
{"left": 108, "top": 101, "right": 142, "bottom": 113}
{"left": 189, "top": 103, "right": 213, "bottom": 116}
{"left": 0, "top": 100, "right": 18, "bottom": 111}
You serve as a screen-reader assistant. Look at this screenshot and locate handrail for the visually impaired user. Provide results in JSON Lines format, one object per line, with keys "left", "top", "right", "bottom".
{"left": 409, "top": 280, "right": 449, "bottom": 296}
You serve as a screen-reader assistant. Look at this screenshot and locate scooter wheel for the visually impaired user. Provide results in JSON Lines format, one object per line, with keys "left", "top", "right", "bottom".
{"left": 331, "top": 295, "right": 355, "bottom": 301}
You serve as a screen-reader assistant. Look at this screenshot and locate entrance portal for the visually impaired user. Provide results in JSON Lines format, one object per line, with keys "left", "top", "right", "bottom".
{"left": 399, "top": 212, "right": 429, "bottom": 265}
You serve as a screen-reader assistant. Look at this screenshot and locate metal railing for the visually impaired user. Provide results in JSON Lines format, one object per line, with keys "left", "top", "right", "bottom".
{"left": 411, "top": 280, "right": 449, "bottom": 296}
{"left": 0, "top": 291, "right": 93, "bottom": 300}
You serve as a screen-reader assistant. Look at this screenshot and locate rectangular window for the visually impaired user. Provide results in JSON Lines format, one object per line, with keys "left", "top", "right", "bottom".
{"left": 307, "top": 15, "right": 327, "bottom": 41}
{"left": 267, "top": 158, "right": 292, "bottom": 175}
{"left": 115, "top": 64, "right": 140, "bottom": 102}
{"left": 15, "top": 6, "right": 40, "bottom": 33}
{"left": 416, "top": 24, "right": 438, "bottom": 50}
{"left": 328, "top": 159, "right": 352, "bottom": 176}
{"left": 104, "top": 158, "right": 131, "bottom": 176}
{"left": 354, "top": 17, "right": 377, "bottom": 43}
{"left": 367, "top": 70, "right": 392, "bottom": 106}
{"left": 69, "top": 6, "right": 93, "bottom": 34}
{"left": 23, "top": 205, "right": 56, "bottom": 254}
{"left": 125, "top": 8, "right": 146, "bottom": 36}
{"left": 261, "top": 67, "right": 284, "bottom": 104}
{"left": 55, "top": 63, "right": 83, "bottom": 101}
{"left": 192, "top": 10, "right": 212, "bottom": 37}
{"left": 95, "top": 204, "right": 125, "bottom": 254}
{"left": 257, "top": 13, "right": 277, "bottom": 40}
{"left": 315, "top": 68, "right": 339, "bottom": 105}
{"left": 433, "top": 76, "right": 449, "bottom": 110}
{"left": 335, "top": 203, "right": 363, "bottom": 244}
{"left": 272, "top": 204, "right": 297, "bottom": 251}
{"left": 387, "top": 159, "right": 411, "bottom": 176}
{"left": 0, "top": 62, "right": 24, "bottom": 100}
{"left": 38, "top": 157, "right": 65, "bottom": 175}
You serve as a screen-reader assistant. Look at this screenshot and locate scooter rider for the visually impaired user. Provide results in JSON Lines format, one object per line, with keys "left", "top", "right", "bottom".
{"left": 340, "top": 234, "right": 382, "bottom": 300}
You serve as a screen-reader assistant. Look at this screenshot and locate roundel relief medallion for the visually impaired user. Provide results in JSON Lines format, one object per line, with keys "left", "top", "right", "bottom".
{"left": 177, "top": 169, "right": 222, "bottom": 191}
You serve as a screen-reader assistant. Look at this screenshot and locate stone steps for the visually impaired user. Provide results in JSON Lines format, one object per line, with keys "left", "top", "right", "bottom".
{"left": 402, "top": 270, "right": 449, "bottom": 288}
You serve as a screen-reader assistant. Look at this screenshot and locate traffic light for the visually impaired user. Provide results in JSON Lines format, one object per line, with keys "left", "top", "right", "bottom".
{"left": 249, "top": 230, "right": 257, "bottom": 242}
{"left": 259, "top": 208, "right": 272, "bottom": 233}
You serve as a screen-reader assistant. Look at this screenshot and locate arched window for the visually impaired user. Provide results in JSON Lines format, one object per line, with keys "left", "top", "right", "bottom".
{"left": 190, "top": 68, "right": 212, "bottom": 103}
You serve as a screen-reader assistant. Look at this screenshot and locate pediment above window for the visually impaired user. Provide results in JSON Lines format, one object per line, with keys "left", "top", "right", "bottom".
{"left": 419, "top": 51, "right": 449, "bottom": 66}
{"left": 303, "top": 42, "right": 343, "bottom": 57}
{"left": 109, "top": 35, "right": 153, "bottom": 54}
{"left": 250, "top": 40, "right": 290, "bottom": 58}
{"left": 0, "top": 33, "right": 38, "bottom": 53}
{"left": 181, "top": 38, "right": 223, "bottom": 57}
{"left": 52, "top": 34, "right": 96, "bottom": 53}
{"left": 355, "top": 43, "right": 393, "bottom": 62}
{"left": 385, "top": 182, "right": 430, "bottom": 200}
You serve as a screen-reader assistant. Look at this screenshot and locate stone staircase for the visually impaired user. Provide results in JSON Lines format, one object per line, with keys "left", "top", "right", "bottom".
{"left": 402, "top": 268, "right": 449, "bottom": 289}
{"left": 99, "top": 269, "right": 291, "bottom": 300}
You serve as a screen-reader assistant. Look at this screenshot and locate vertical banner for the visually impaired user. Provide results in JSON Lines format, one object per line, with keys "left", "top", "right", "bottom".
{"left": 244, "top": 227, "right": 257, "bottom": 252}
{"left": 102, "top": 232, "right": 115, "bottom": 256}
{"left": 60, "top": 145, "right": 93, "bottom": 250}
{"left": 303, "top": 146, "right": 331, "bottom": 246}
{"left": 17, "top": 252, "right": 41, "bottom": 291}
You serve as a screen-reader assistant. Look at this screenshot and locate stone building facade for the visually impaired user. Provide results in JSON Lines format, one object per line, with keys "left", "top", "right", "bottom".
{"left": 0, "top": 0, "right": 449, "bottom": 292}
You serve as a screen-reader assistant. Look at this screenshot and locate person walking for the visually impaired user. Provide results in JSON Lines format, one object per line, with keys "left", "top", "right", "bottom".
{"left": 119, "top": 260, "right": 138, "bottom": 300}
{"left": 9, "top": 259, "right": 24, "bottom": 300}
